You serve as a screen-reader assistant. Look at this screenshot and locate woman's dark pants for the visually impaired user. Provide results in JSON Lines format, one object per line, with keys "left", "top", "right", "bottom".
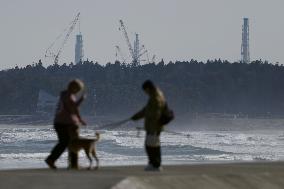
{"left": 145, "top": 145, "right": 161, "bottom": 168}
{"left": 46, "top": 124, "right": 78, "bottom": 168}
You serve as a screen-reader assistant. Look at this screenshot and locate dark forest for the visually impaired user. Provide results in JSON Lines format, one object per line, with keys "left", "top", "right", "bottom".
{"left": 0, "top": 59, "right": 283, "bottom": 117}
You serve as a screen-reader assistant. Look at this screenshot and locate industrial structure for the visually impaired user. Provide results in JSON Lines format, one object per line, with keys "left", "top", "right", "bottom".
{"left": 118, "top": 20, "right": 149, "bottom": 66}
{"left": 75, "top": 33, "right": 84, "bottom": 64}
{"left": 45, "top": 13, "right": 81, "bottom": 65}
{"left": 115, "top": 45, "right": 127, "bottom": 64}
{"left": 241, "top": 18, "right": 250, "bottom": 63}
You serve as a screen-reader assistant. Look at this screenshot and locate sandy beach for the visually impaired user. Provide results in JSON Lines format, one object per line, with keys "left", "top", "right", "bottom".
{"left": 0, "top": 162, "right": 283, "bottom": 189}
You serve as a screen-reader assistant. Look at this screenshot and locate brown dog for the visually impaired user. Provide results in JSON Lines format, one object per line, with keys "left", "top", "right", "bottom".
{"left": 68, "top": 132, "right": 100, "bottom": 170}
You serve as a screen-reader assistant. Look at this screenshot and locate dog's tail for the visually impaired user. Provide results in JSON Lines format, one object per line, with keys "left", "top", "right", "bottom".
{"left": 95, "top": 132, "right": 100, "bottom": 142}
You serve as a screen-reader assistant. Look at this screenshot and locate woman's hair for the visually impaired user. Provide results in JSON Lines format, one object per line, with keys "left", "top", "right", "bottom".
{"left": 68, "top": 79, "right": 84, "bottom": 92}
{"left": 142, "top": 80, "right": 155, "bottom": 91}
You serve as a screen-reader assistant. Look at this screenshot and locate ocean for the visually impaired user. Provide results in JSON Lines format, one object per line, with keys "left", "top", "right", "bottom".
{"left": 0, "top": 119, "right": 284, "bottom": 170}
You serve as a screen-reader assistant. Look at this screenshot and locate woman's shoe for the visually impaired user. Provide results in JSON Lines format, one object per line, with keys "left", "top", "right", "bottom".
{"left": 45, "top": 158, "right": 57, "bottom": 170}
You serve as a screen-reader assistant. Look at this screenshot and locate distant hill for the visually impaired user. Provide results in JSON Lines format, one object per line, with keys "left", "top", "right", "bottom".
{"left": 0, "top": 59, "right": 283, "bottom": 117}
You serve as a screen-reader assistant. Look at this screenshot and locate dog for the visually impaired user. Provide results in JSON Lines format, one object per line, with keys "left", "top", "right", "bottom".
{"left": 68, "top": 132, "right": 100, "bottom": 170}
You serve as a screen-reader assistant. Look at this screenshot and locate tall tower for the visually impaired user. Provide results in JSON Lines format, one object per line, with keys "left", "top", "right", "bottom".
{"left": 133, "top": 33, "right": 140, "bottom": 66}
{"left": 75, "top": 34, "right": 84, "bottom": 64}
{"left": 241, "top": 18, "right": 250, "bottom": 63}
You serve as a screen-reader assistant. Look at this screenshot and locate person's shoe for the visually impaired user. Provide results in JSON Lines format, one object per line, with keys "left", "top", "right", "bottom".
{"left": 144, "top": 164, "right": 155, "bottom": 171}
{"left": 158, "top": 166, "right": 163, "bottom": 172}
{"left": 45, "top": 158, "right": 57, "bottom": 170}
{"left": 144, "top": 164, "right": 162, "bottom": 172}
{"left": 69, "top": 166, "right": 79, "bottom": 170}
{"left": 68, "top": 165, "right": 80, "bottom": 170}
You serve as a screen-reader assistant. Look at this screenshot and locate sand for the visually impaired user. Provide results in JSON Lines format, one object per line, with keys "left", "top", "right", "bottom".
{"left": 0, "top": 162, "right": 283, "bottom": 189}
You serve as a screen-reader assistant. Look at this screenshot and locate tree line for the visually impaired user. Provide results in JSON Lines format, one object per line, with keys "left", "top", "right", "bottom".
{"left": 0, "top": 59, "right": 283, "bottom": 118}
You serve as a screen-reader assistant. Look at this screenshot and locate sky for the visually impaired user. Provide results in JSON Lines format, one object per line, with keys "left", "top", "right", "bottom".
{"left": 0, "top": 0, "right": 283, "bottom": 69}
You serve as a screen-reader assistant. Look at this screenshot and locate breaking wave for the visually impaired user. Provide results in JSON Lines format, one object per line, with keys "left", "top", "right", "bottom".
{"left": 0, "top": 124, "right": 283, "bottom": 169}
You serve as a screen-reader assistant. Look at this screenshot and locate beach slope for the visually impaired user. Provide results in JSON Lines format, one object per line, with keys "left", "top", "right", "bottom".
{"left": 0, "top": 162, "right": 283, "bottom": 189}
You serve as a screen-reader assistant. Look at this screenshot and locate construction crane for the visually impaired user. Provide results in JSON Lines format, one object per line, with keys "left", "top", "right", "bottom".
{"left": 151, "top": 55, "right": 156, "bottom": 63}
{"left": 115, "top": 45, "right": 127, "bottom": 63}
{"left": 138, "top": 45, "right": 148, "bottom": 59}
{"left": 45, "top": 13, "right": 80, "bottom": 64}
{"left": 118, "top": 19, "right": 155, "bottom": 66}
{"left": 119, "top": 20, "right": 148, "bottom": 66}
{"left": 119, "top": 20, "right": 135, "bottom": 64}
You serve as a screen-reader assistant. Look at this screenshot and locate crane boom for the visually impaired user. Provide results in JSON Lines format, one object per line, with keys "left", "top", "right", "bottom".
{"left": 46, "top": 13, "right": 80, "bottom": 65}
{"left": 118, "top": 20, "right": 153, "bottom": 66}
{"left": 119, "top": 20, "right": 135, "bottom": 61}
{"left": 138, "top": 50, "right": 147, "bottom": 58}
{"left": 115, "top": 45, "right": 127, "bottom": 63}
{"left": 54, "top": 13, "right": 80, "bottom": 64}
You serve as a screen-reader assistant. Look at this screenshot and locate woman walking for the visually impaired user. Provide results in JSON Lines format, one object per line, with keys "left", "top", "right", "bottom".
{"left": 45, "top": 79, "right": 86, "bottom": 169}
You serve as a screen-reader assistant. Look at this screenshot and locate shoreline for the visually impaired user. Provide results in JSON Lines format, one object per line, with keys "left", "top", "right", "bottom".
{"left": 0, "top": 159, "right": 281, "bottom": 171}
{"left": 0, "top": 162, "right": 283, "bottom": 189}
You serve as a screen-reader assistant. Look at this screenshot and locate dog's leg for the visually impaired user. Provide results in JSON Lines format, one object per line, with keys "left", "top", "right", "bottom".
{"left": 84, "top": 148, "right": 93, "bottom": 170}
{"left": 92, "top": 148, "right": 99, "bottom": 170}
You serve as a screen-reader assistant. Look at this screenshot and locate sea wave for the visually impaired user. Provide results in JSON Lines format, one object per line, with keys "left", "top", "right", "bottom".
{"left": 0, "top": 126, "right": 283, "bottom": 169}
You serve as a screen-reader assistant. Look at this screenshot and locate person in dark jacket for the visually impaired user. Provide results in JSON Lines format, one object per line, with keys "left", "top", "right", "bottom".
{"left": 45, "top": 79, "right": 86, "bottom": 169}
{"left": 131, "top": 80, "right": 166, "bottom": 171}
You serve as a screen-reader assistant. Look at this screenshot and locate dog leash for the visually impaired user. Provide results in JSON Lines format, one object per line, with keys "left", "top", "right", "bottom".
{"left": 95, "top": 119, "right": 131, "bottom": 130}
{"left": 135, "top": 127, "right": 191, "bottom": 138}
{"left": 163, "top": 129, "right": 191, "bottom": 138}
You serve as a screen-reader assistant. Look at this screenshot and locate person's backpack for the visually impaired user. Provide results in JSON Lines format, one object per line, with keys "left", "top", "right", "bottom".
{"left": 159, "top": 103, "right": 174, "bottom": 125}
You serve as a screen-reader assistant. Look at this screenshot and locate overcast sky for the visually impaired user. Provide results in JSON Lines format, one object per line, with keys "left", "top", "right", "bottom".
{"left": 0, "top": 0, "right": 283, "bottom": 69}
